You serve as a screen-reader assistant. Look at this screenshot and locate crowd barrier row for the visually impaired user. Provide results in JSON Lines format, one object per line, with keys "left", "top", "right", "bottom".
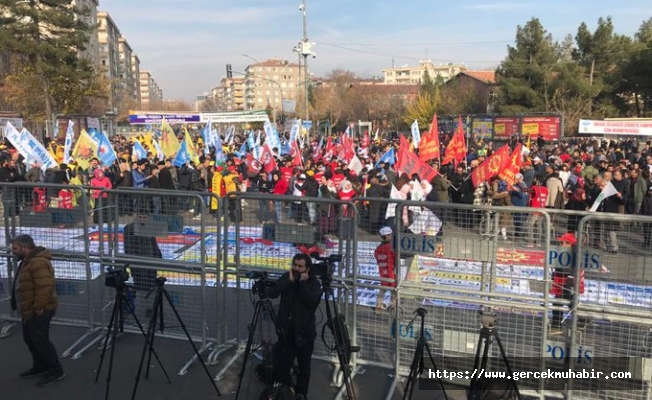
{"left": 0, "top": 182, "right": 651, "bottom": 400}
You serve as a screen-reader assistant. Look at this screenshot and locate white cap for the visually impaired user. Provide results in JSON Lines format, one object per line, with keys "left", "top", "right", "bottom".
{"left": 299, "top": 174, "right": 306, "bottom": 179}
{"left": 379, "top": 227, "right": 393, "bottom": 236}
{"left": 533, "top": 156, "right": 541, "bottom": 162}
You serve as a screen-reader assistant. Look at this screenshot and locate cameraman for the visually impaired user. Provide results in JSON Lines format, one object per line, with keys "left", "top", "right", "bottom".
{"left": 265, "top": 253, "right": 323, "bottom": 400}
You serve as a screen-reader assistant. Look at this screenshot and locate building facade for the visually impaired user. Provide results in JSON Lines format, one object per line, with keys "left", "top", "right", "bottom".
{"left": 139, "top": 71, "right": 162, "bottom": 110}
{"left": 382, "top": 61, "right": 467, "bottom": 85}
{"left": 130, "top": 54, "right": 141, "bottom": 107}
{"left": 118, "top": 36, "right": 141, "bottom": 109}
{"left": 244, "top": 58, "right": 301, "bottom": 115}
{"left": 217, "top": 77, "right": 245, "bottom": 111}
{"left": 75, "top": 0, "right": 100, "bottom": 66}
{"left": 97, "top": 11, "right": 121, "bottom": 113}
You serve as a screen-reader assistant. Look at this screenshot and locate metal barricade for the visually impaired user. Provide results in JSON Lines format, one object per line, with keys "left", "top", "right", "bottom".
{"left": 67, "top": 188, "right": 220, "bottom": 377}
{"left": 214, "top": 192, "right": 360, "bottom": 393}
{"left": 0, "top": 182, "right": 97, "bottom": 354}
{"left": 568, "top": 213, "right": 652, "bottom": 400}
{"left": 387, "top": 201, "right": 555, "bottom": 400}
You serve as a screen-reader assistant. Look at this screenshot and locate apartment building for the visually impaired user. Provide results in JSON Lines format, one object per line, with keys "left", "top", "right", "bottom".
{"left": 97, "top": 12, "right": 121, "bottom": 112}
{"left": 140, "top": 71, "right": 163, "bottom": 110}
{"left": 382, "top": 60, "right": 467, "bottom": 85}
{"left": 216, "top": 77, "right": 245, "bottom": 111}
{"left": 130, "top": 54, "right": 141, "bottom": 107}
{"left": 244, "top": 58, "right": 301, "bottom": 114}
{"left": 75, "top": 0, "right": 100, "bottom": 65}
{"left": 118, "top": 36, "right": 140, "bottom": 108}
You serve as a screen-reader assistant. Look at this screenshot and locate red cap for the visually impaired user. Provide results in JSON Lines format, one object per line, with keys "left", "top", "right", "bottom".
{"left": 557, "top": 233, "right": 577, "bottom": 245}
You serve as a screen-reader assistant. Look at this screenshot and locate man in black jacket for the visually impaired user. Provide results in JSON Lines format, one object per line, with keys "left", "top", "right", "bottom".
{"left": 266, "top": 253, "right": 322, "bottom": 400}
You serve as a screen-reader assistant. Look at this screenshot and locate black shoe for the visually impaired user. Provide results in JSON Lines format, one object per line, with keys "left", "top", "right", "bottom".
{"left": 36, "top": 372, "right": 66, "bottom": 387}
{"left": 20, "top": 367, "right": 47, "bottom": 379}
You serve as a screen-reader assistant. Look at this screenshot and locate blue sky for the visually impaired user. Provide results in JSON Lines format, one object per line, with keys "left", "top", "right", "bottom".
{"left": 100, "top": 0, "right": 650, "bottom": 103}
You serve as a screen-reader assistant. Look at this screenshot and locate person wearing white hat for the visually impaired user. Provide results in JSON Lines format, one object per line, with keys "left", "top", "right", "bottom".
{"left": 374, "top": 227, "right": 396, "bottom": 313}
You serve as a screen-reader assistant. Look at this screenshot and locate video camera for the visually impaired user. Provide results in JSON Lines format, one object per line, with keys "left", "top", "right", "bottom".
{"left": 245, "top": 271, "right": 276, "bottom": 299}
{"left": 312, "top": 254, "right": 341, "bottom": 280}
{"left": 105, "top": 265, "right": 130, "bottom": 289}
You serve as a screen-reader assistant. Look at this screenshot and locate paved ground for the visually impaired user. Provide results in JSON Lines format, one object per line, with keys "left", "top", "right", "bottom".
{"left": 0, "top": 324, "right": 468, "bottom": 400}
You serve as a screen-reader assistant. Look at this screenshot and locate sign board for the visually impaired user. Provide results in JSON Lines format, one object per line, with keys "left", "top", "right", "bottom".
{"left": 548, "top": 246, "right": 602, "bottom": 270}
{"left": 579, "top": 119, "right": 652, "bottom": 136}
{"left": 493, "top": 116, "right": 520, "bottom": 139}
{"left": 471, "top": 116, "right": 493, "bottom": 141}
{"left": 395, "top": 233, "right": 439, "bottom": 255}
{"left": 303, "top": 120, "right": 313, "bottom": 129}
{"left": 129, "top": 112, "right": 200, "bottom": 125}
{"left": 521, "top": 116, "right": 561, "bottom": 141}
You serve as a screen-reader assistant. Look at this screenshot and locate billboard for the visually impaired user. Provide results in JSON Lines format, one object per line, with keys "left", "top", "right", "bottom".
{"left": 521, "top": 116, "right": 561, "bottom": 141}
{"left": 493, "top": 116, "right": 520, "bottom": 139}
{"left": 579, "top": 119, "right": 652, "bottom": 136}
{"left": 471, "top": 116, "right": 493, "bottom": 142}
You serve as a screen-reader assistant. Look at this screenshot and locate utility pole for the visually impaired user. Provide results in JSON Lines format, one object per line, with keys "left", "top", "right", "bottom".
{"left": 295, "top": 0, "right": 315, "bottom": 144}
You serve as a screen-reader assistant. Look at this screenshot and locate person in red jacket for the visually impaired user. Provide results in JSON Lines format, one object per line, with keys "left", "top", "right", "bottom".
{"left": 374, "top": 226, "right": 396, "bottom": 313}
{"left": 525, "top": 176, "right": 549, "bottom": 247}
{"left": 550, "top": 232, "right": 585, "bottom": 335}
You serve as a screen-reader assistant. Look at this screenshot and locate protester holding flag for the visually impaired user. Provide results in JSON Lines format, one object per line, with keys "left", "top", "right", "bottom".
{"left": 90, "top": 169, "right": 112, "bottom": 224}
{"left": 587, "top": 173, "right": 620, "bottom": 253}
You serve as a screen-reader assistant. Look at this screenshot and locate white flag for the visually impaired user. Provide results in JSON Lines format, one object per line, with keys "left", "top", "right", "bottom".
{"left": 589, "top": 181, "right": 618, "bottom": 212}
{"left": 347, "top": 154, "right": 363, "bottom": 175}
{"left": 411, "top": 120, "right": 421, "bottom": 148}
{"left": 385, "top": 184, "right": 403, "bottom": 219}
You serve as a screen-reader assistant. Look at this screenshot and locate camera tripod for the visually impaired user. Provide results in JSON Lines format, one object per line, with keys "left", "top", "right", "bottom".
{"left": 322, "top": 275, "right": 359, "bottom": 400}
{"left": 402, "top": 308, "right": 448, "bottom": 400}
{"left": 131, "top": 277, "right": 221, "bottom": 400}
{"left": 468, "top": 309, "right": 521, "bottom": 400}
{"left": 235, "top": 296, "right": 281, "bottom": 400}
{"left": 95, "top": 282, "right": 169, "bottom": 400}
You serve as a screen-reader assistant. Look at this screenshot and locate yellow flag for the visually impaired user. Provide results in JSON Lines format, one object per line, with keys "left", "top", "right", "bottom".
{"left": 184, "top": 127, "right": 200, "bottom": 165}
{"left": 72, "top": 129, "right": 99, "bottom": 170}
{"left": 160, "top": 119, "right": 180, "bottom": 158}
{"left": 143, "top": 131, "right": 156, "bottom": 158}
{"left": 48, "top": 143, "right": 60, "bottom": 164}
{"left": 526, "top": 132, "right": 531, "bottom": 150}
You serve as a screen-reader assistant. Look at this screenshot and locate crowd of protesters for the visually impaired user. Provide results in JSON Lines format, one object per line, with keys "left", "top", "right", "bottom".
{"left": 1, "top": 128, "right": 651, "bottom": 252}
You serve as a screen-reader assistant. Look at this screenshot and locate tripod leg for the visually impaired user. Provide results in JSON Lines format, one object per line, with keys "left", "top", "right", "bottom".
{"left": 131, "top": 291, "right": 161, "bottom": 400}
{"left": 95, "top": 294, "right": 119, "bottom": 383}
{"left": 493, "top": 333, "right": 522, "bottom": 400}
{"left": 104, "top": 290, "right": 124, "bottom": 400}
{"left": 162, "top": 288, "right": 221, "bottom": 396}
{"left": 145, "top": 291, "right": 162, "bottom": 380}
{"left": 469, "top": 329, "right": 486, "bottom": 392}
{"left": 423, "top": 341, "right": 449, "bottom": 400}
{"left": 403, "top": 338, "right": 423, "bottom": 400}
{"left": 122, "top": 291, "right": 171, "bottom": 384}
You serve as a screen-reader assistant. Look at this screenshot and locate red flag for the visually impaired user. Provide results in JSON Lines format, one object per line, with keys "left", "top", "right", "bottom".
{"left": 311, "top": 141, "right": 322, "bottom": 162}
{"left": 396, "top": 144, "right": 438, "bottom": 182}
{"left": 246, "top": 153, "right": 262, "bottom": 175}
{"left": 498, "top": 144, "right": 524, "bottom": 186}
{"left": 291, "top": 140, "right": 303, "bottom": 167}
{"left": 361, "top": 130, "right": 370, "bottom": 148}
{"left": 471, "top": 144, "right": 511, "bottom": 187}
{"left": 419, "top": 113, "right": 441, "bottom": 163}
{"left": 259, "top": 144, "right": 277, "bottom": 173}
{"left": 323, "top": 137, "right": 333, "bottom": 161}
{"left": 441, "top": 116, "right": 467, "bottom": 168}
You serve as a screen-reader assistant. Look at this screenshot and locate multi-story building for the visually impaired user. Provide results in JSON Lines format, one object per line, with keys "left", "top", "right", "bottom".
{"left": 75, "top": 0, "right": 100, "bottom": 66}
{"left": 140, "top": 71, "right": 163, "bottom": 110}
{"left": 97, "top": 11, "right": 121, "bottom": 113}
{"left": 130, "top": 54, "right": 141, "bottom": 108}
{"left": 382, "top": 60, "right": 467, "bottom": 85}
{"left": 118, "top": 35, "right": 140, "bottom": 109}
{"left": 216, "top": 77, "right": 245, "bottom": 111}
{"left": 244, "top": 58, "right": 301, "bottom": 115}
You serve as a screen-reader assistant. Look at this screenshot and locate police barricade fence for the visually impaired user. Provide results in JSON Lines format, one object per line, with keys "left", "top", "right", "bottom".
{"left": 385, "top": 201, "right": 555, "bottom": 400}
{"left": 214, "top": 191, "right": 360, "bottom": 388}
{"left": 76, "top": 188, "right": 222, "bottom": 376}
{"left": 0, "top": 182, "right": 97, "bottom": 355}
{"left": 566, "top": 213, "right": 652, "bottom": 400}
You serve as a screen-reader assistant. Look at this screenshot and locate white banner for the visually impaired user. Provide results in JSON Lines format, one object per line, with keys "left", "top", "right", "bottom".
{"left": 579, "top": 119, "right": 652, "bottom": 136}
{"left": 411, "top": 120, "right": 421, "bottom": 148}
{"left": 282, "top": 99, "right": 296, "bottom": 113}
{"left": 4, "top": 122, "right": 57, "bottom": 170}
{"left": 589, "top": 181, "right": 619, "bottom": 212}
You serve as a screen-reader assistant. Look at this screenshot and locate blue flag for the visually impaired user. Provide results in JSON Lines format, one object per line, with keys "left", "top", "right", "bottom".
{"left": 97, "top": 131, "right": 117, "bottom": 166}
{"left": 202, "top": 119, "right": 212, "bottom": 155}
{"left": 234, "top": 142, "right": 247, "bottom": 159}
{"left": 133, "top": 140, "right": 148, "bottom": 160}
{"left": 375, "top": 148, "right": 395, "bottom": 168}
{"left": 173, "top": 140, "right": 190, "bottom": 167}
{"left": 214, "top": 131, "right": 225, "bottom": 162}
{"left": 87, "top": 127, "right": 102, "bottom": 144}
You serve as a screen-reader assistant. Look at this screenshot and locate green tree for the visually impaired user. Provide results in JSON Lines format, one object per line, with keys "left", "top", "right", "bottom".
{"left": 495, "top": 18, "right": 560, "bottom": 113}
{"left": 619, "top": 18, "right": 652, "bottom": 116}
{"left": 0, "top": 0, "right": 104, "bottom": 121}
